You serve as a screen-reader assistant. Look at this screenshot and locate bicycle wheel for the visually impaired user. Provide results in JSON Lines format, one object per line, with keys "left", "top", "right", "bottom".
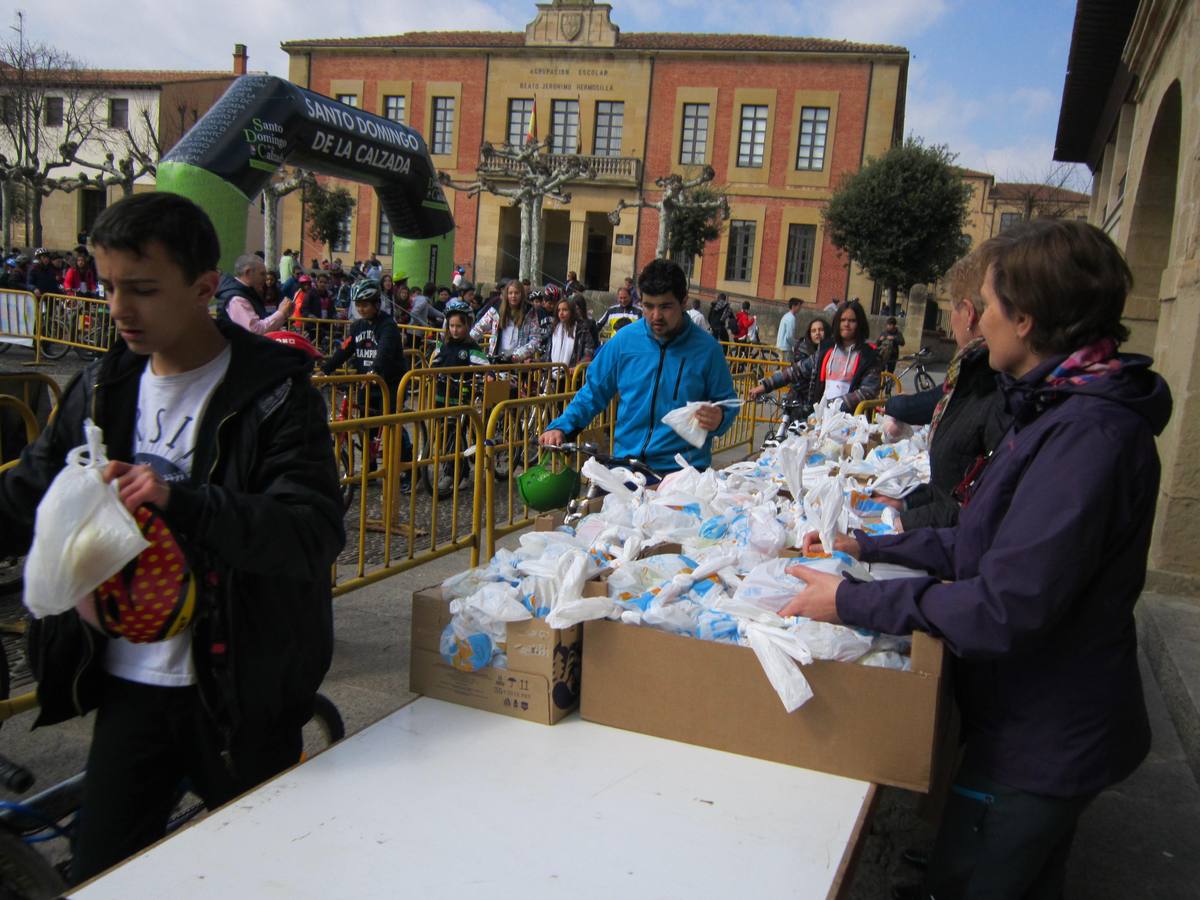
{"left": 37, "top": 313, "right": 71, "bottom": 361}
{"left": 915, "top": 370, "right": 936, "bottom": 393}
{"left": 300, "top": 693, "right": 345, "bottom": 763}
{"left": 335, "top": 432, "right": 365, "bottom": 510}
{"left": 0, "top": 828, "right": 68, "bottom": 900}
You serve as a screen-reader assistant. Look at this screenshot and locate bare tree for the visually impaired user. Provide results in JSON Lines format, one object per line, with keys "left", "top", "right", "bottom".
{"left": 997, "top": 163, "right": 1092, "bottom": 223}
{"left": 70, "top": 100, "right": 161, "bottom": 197}
{"left": 439, "top": 140, "right": 595, "bottom": 282}
{"left": 608, "top": 166, "right": 729, "bottom": 259}
{"left": 261, "top": 167, "right": 315, "bottom": 268}
{"left": 0, "top": 31, "right": 107, "bottom": 246}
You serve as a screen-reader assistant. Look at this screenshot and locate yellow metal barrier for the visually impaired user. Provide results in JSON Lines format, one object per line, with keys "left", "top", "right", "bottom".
{"left": 329, "top": 405, "right": 485, "bottom": 596}
{"left": 396, "top": 362, "right": 559, "bottom": 417}
{"left": 35, "top": 293, "right": 114, "bottom": 361}
{"left": 0, "top": 396, "right": 40, "bottom": 465}
{"left": 854, "top": 398, "right": 890, "bottom": 421}
{"left": 880, "top": 371, "right": 903, "bottom": 397}
{"left": 291, "top": 317, "right": 350, "bottom": 356}
{"left": 0, "top": 288, "right": 38, "bottom": 354}
{"left": 0, "top": 371, "right": 61, "bottom": 416}
{"left": 482, "top": 391, "right": 577, "bottom": 560}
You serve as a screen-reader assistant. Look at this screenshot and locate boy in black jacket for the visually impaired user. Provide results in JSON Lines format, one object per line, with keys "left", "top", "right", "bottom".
{"left": 0, "top": 193, "right": 344, "bottom": 882}
{"left": 321, "top": 279, "right": 406, "bottom": 414}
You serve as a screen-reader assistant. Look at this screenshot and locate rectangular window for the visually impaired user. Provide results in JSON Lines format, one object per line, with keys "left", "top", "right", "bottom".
{"left": 593, "top": 101, "right": 624, "bottom": 157}
{"left": 795, "top": 106, "right": 830, "bottom": 171}
{"left": 432, "top": 96, "right": 455, "bottom": 155}
{"left": 724, "top": 220, "right": 756, "bottom": 282}
{"left": 783, "top": 223, "right": 817, "bottom": 286}
{"left": 108, "top": 98, "right": 129, "bottom": 129}
{"left": 383, "top": 95, "right": 405, "bottom": 123}
{"left": 43, "top": 96, "right": 64, "bottom": 127}
{"left": 507, "top": 98, "right": 533, "bottom": 146}
{"left": 333, "top": 210, "right": 352, "bottom": 253}
{"left": 672, "top": 249, "right": 696, "bottom": 283}
{"left": 336, "top": 93, "right": 358, "bottom": 108}
{"left": 377, "top": 209, "right": 392, "bottom": 257}
{"left": 550, "top": 99, "right": 579, "bottom": 154}
{"left": 679, "top": 102, "right": 710, "bottom": 166}
{"left": 999, "top": 212, "right": 1022, "bottom": 233}
{"left": 737, "top": 105, "right": 768, "bottom": 168}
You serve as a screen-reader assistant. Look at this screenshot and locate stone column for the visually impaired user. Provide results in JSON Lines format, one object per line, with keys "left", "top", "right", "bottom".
{"left": 902, "top": 284, "right": 927, "bottom": 351}
{"left": 568, "top": 213, "right": 588, "bottom": 284}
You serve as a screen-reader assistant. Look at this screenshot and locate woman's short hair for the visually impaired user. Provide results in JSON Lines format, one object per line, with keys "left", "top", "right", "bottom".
{"left": 978, "top": 219, "right": 1131, "bottom": 353}
{"left": 945, "top": 248, "right": 988, "bottom": 318}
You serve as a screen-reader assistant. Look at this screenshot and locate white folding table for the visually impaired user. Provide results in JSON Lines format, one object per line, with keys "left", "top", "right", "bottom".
{"left": 75, "top": 698, "right": 875, "bottom": 899}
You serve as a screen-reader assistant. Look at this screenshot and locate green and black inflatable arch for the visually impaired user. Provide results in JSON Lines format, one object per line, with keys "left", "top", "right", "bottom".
{"left": 157, "top": 74, "right": 455, "bottom": 283}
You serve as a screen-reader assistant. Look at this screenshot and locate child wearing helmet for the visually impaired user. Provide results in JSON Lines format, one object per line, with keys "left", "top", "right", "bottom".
{"left": 321, "top": 280, "right": 406, "bottom": 414}
{"left": 430, "top": 304, "right": 488, "bottom": 492}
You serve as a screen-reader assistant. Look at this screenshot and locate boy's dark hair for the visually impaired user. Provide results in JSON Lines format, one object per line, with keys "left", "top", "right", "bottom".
{"left": 788, "top": 298, "right": 801, "bottom": 309}
{"left": 741, "top": 301, "right": 751, "bottom": 311}
{"left": 423, "top": 282, "right": 436, "bottom": 296}
{"left": 445, "top": 309, "right": 472, "bottom": 327}
{"left": 90, "top": 192, "right": 219, "bottom": 283}
{"left": 978, "top": 218, "right": 1131, "bottom": 352}
{"left": 636, "top": 258, "right": 687, "bottom": 302}
{"left": 886, "top": 316, "right": 897, "bottom": 325}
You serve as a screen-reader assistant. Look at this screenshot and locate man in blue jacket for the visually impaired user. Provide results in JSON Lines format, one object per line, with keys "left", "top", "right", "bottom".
{"left": 539, "top": 258, "right": 737, "bottom": 473}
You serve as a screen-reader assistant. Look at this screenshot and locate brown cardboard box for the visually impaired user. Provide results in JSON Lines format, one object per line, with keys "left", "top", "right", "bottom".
{"left": 410, "top": 587, "right": 585, "bottom": 724}
{"left": 581, "top": 618, "right": 951, "bottom": 791}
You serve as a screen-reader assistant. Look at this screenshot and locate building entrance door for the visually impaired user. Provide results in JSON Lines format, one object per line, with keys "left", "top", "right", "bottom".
{"left": 584, "top": 212, "right": 613, "bottom": 290}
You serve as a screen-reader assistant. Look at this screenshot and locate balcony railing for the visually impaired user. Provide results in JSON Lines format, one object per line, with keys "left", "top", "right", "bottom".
{"left": 477, "top": 146, "right": 641, "bottom": 186}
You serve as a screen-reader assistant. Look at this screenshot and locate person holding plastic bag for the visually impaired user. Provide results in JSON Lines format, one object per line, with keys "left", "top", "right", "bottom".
{"left": 0, "top": 193, "right": 345, "bottom": 883}
{"left": 749, "top": 300, "right": 880, "bottom": 414}
{"left": 781, "top": 220, "right": 1171, "bottom": 900}
{"left": 539, "top": 259, "right": 738, "bottom": 474}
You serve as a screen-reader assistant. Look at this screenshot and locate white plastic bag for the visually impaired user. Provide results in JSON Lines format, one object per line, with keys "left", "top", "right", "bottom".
{"left": 24, "top": 421, "right": 150, "bottom": 619}
{"left": 661, "top": 399, "right": 743, "bottom": 448}
{"left": 743, "top": 622, "right": 815, "bottom": 712}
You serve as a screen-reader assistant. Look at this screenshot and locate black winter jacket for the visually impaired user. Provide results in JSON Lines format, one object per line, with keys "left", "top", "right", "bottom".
{"left": 762, "top": 339, "right": 881, "bottom": 413}
{"left": 321, "top": 312, "right": 407, "bottom": 390}
{"left": 0, "top": 322, "right": 345, "bottom": 758}
{"left": 901, "top": 347, "right": 1010, "bottom": 529}
{"left": 214, "top": 273, "right": 267, "bottom": 323}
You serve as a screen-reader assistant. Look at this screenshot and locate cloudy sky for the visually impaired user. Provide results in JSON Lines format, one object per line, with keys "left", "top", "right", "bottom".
{"left": 16, "top": 0, "right": 1086, "bottom": 186}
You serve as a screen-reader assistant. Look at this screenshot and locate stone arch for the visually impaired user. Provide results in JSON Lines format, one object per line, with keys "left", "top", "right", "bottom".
{"left": 156, "top": 75, "right": 455, "bottom": 278}
{"left": 1124, "top": 80, "right": 1181, "bottom": 356}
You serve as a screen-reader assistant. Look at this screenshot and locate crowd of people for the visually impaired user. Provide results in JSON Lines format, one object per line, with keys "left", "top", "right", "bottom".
{"left": 0, "top": 246, "right": 101, "bottom": 297}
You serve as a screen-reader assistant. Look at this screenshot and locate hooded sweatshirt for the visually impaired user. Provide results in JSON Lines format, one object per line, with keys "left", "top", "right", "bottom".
{"left": 547, "top": 316, "right": 738, "bottom": 473}
{"left": 837, "top": 350, "right": 1172, "bottom": 798}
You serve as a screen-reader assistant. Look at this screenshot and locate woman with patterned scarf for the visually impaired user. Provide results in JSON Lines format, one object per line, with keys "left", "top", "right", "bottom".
{"left": 783, "top": 220, "right": 1172, "bottom": 900}
{"left": 884, "top": 250, "right": 1011, "bottom": 530}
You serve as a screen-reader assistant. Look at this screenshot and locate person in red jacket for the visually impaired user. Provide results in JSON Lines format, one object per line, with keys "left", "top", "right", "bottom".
{"left": 63, "top": 252, "right": 98, "bottom": 296}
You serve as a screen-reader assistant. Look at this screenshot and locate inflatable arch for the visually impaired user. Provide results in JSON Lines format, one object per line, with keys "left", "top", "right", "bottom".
{"left": 157, "top": 75, "right": 455, "bottom": 282}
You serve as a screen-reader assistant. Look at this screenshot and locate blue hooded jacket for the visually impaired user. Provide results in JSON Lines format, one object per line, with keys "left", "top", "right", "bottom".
{"left": 838, "top": 352, "right": 1172, "bottom": 798}
{"left": 547, "top": 315, "right": 738, "bottom": 473}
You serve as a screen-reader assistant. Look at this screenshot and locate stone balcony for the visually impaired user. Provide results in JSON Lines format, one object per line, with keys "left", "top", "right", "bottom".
{"left": 476, "top": 145, "right": 641, "bottom": 187}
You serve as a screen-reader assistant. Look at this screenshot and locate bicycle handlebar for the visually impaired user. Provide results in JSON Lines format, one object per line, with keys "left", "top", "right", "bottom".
{"left": 544, "top": 441, "right": 662, "bottom": 480}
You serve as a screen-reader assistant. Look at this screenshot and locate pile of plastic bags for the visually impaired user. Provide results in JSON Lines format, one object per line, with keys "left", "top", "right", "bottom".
{"left": 439, "top": 402, "right": 933, "bottom": 712}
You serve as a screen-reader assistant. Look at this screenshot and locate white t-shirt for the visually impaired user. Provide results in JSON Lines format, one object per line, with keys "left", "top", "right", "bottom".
{"left": 499, "top": 323, "right": 520, "bottom": 355}
{"left": 104, "top": 344, "right": 232, "bottom": 688}
{"left": 549, "top": 323, "right": 576, "bottom": 365}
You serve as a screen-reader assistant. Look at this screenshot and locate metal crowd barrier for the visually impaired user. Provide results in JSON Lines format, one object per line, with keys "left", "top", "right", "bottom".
{"left": 0, "top": 289, "right": 37, "bottom": 352}
{"left": 23, "top": 293, "right": 114, "bottom": 362}
{"left": 482, "top": 391, "right": 576, "bottom": 560}
{"left": 329, "top": 406, "right": 485, "bottom": 596}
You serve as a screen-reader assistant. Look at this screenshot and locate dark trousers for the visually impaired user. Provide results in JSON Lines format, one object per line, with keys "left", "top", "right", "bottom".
{"left": 71, "top": 676, "right": 300, "bottom": 884}
{"left": 923, "top": 752, "right": 1096, "bottom": 900}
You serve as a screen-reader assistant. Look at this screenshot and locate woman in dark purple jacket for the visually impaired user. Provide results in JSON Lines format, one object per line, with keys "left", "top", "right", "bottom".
{"left": 784, "top": 220, "right": 1172, "bottom": 900}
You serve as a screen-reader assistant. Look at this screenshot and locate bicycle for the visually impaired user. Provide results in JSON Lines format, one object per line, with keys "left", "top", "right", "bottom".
{"left": 755, "top": 391, "right": 812, "bottom": 450}
{"left": 331, "top": 383, "right": 425, "bottom": 510}
{"left": 485, "top": 356, "right": 556, "bottom": 482}
{"left": 37, "top": 295, "right": 114, "bottom": 362}
{"left": 887, "top": 346, "right": 936, "bottom": 396}
{"left": 540, "top": 442, "right": 662, "bottom": 528}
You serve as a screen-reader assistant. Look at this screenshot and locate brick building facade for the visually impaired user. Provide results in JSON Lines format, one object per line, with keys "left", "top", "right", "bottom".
{"left": 280, "top": 0, "right": 908, "bottom": 304}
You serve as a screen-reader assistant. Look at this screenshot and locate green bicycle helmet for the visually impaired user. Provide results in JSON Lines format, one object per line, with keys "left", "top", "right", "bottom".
{"left": 518, "top": 454, "right": 581, "bottom": 512}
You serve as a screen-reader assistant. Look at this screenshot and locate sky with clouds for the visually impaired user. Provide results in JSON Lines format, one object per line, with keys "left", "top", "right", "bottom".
{"left": 16, "top": 0, "right": 1086, "bottom": 186}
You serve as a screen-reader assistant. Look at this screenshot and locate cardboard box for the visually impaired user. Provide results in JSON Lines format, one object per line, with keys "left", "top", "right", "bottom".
{"left": 410, "top": 587, "right": 584, "bottom": 724}
{"left": 581, "top": 619, "right": 951, "bottom": 791}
